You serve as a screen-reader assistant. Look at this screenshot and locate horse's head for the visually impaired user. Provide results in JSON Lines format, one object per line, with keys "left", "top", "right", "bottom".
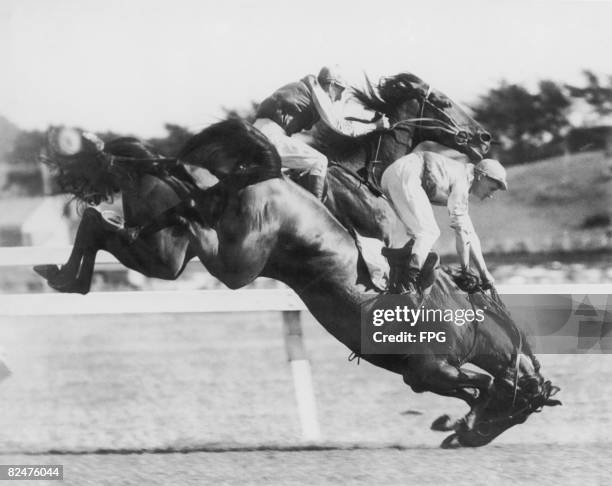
{"left": 44, "top": 127, "right": 118, "bottom": 205}
{"left": 420, "top": 88, "right": 492, "bottom": 162}
{"left": 453, "top": 345, "right": 561, "bottom": 448}
{"left": 360, "top": 73, "right": 492, "bottom": 162}
{"left": 44, "top": 127, "right": 159, "bottom": 205}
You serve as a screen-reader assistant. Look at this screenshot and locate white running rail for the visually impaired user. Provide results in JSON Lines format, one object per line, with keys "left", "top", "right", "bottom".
{"left": 2, "top": 246, "right": 612, "bottom": 442}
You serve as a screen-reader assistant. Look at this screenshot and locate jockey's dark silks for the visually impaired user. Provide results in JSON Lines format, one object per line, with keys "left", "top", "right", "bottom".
{"left": 255, "top": 76, "right": 319, "bottom": 135}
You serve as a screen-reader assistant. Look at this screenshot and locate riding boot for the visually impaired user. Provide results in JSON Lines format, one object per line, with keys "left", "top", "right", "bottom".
{"left": 304, "top": 174, "right": 326, "bottom": 201}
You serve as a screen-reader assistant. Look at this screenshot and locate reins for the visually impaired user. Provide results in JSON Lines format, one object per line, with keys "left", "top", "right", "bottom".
{"left": 486, "top": 288, "right": 523, "bottom": 407}
{"left": 456, "top": 276, "right": 523, "bottom": 407}
{"left": 479, "top": 287, "right": 523, "bottom": 407}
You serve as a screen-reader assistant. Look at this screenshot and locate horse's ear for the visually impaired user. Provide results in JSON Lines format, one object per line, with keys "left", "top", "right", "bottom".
{"left": 429, "top": 91, "right": 452, "bottom": 109}
{"left": 398, "top": 74, "right": 429, "bottom": 100}
{"left": 399, "top": 74, "right": 451, "bottom": 108}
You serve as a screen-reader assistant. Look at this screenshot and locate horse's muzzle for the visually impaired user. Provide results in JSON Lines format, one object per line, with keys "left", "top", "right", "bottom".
{"left": 443, "top": 380, "right": 561, "bottom": 448}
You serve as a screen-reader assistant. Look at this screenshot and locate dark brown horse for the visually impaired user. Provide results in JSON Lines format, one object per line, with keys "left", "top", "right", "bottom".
{"left": 36, "top": 121, "right": 560, "bottom": 447}
{"left": 314, "top": 73, "right": 492, "bottom": 244}
{"left": 35, "top": 132, "right": 202, "bottom": 293}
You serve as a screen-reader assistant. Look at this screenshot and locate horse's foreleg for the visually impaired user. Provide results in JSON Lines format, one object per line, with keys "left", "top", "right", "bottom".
{"left": 34, "top": 207, "right": 109, "bottom": 293}
{"left": 35, "top": 206, "right": 193, "bottom": 293}
{"left": 102, "top": 228, "right": 193, "bottom": 280}
{"left": 403, "top": 359, "right": 493, "bottom": 431}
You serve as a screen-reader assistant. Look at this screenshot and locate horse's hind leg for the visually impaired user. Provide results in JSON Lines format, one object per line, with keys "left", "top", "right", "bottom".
{"left": 402, "top": 358, "right": 493, "bottom": 431}
{"left": 102, "top": 226, "right": 193, "bottom": 280}
{"left": 34, "top": 207, "right": 108, "bottom": 293}
{"left": 35, "top": 207, "right": 193, "bottom": 293}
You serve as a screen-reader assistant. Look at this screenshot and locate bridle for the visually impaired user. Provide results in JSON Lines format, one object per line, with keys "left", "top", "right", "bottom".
{"left": 473, "top": 377, "right": 560, "bottom": 438}
{"left": 370, "top": 86, "right": 491, "bottom": 194}
{"left": 468, "top": 290, "right": 560, "bottom": 438}
{"left": 382, "top": 85, "right": 492, "bottom": 151}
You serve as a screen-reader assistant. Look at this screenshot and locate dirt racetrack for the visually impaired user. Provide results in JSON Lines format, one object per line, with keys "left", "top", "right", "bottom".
{"left": 0, "top": 312, "right": 610, "bottom": 485}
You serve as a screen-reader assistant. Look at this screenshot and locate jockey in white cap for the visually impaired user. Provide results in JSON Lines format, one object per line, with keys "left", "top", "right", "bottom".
{"left": 381, "top": 142, "right": 508, "bottom": 293}
{"left": 254, "top": 65, "right": 385, "bottom": 199}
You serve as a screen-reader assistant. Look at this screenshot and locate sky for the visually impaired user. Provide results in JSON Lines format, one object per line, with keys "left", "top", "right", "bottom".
{"left": 1, "top": 0, "right": 612, "bottom": 137}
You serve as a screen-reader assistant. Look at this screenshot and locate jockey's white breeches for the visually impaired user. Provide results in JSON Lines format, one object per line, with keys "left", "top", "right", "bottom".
{"left": 380, "top": 153, "right": 441, "bottom": 270}
{"left": 253, "top": 118, "right": 328, "bottom": 176}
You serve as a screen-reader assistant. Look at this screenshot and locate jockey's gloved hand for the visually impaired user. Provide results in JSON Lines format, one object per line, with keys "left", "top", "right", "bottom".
{"left": 480, "top": 271, "right": 496, "bottom": 291}
{"left": 455, "top": 267, "right": 481, "bottom": 293}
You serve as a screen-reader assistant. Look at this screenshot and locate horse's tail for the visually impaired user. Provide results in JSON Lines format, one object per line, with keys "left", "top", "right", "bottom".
{"left": 178, "top": 119, "right": 281, "bottom": 185}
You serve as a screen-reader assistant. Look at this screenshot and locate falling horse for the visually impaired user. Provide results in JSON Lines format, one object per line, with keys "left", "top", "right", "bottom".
{"left": 36, "top": 120, "right": 560, "bottom": 447}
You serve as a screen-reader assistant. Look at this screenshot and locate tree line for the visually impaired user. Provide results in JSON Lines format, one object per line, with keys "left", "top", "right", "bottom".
{"left": 473, "top": 70, "right": 612, "bottom": 163}
{"left": 1, "top": 70, "right": 611, "bottom": 197}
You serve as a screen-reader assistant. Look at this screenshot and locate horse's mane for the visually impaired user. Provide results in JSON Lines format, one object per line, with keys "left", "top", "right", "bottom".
{"left": 178, "top": 118, "right": 281, "bottom": 181}
{"left": 352, "top": 72, "right": 428, "bottom": 115}
{"left": 44, "top": 136, "right": 160, "bottom": 205}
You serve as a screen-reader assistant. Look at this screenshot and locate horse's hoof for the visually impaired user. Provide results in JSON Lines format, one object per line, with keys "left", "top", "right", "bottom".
{"left": 431, "top": 414, "right": 454, "bottom": 431}
{"left": 34, "top": 266, "right": 88, "bottom": 294}
{"left": 48, "top": 279, "right": 89, "bottom": 294}
{"left": 33, "top": 264, "right": 61, "bottom": 281}
{"left": 440, "top": 433, "right": 462, "bottom": 449}
{"left": 52, "top": 284, "right": 88, "bottom": 295}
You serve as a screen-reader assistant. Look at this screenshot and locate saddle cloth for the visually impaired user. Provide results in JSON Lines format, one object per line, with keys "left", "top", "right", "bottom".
{"left": 353, "top": 232, "right": 390, "bottom": 290}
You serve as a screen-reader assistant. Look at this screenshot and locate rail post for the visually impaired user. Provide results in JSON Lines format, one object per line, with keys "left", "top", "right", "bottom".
{"left": 282, "top": 310, "right": 321, "bottom": 441}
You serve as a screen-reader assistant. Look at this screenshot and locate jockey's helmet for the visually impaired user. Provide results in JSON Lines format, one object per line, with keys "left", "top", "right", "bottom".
{"left": 317, "top": 65, "right": 348, "bottom": 89}
{"left": 49, "top": 127, "right": 105, "bottom": 157}
{"left": 49, "top": 127, "right": 83, "bottom": 156}
{"left": 475, "top": 158, "right": 508, "bottom": 190}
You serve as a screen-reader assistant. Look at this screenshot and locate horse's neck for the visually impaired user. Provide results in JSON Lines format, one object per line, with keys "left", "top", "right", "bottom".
{"left": 469, "top": 304, "right": 523, "bottom": 380}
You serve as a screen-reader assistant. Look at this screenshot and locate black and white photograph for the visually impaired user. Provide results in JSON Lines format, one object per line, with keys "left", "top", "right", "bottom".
{"left": 0, "top": 0, "right": 611, "bottom": 484}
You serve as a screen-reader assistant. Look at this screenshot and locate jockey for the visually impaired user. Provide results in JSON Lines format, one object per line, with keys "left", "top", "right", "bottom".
{"left": 254, "top": 65, "right": 384, "bottom": 199}
{"left": 381, "top": 142, "right": 508, "bottom": 294}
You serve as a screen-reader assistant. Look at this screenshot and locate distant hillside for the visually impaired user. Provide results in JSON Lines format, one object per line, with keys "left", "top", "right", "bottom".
{"left": 434, "top": 151, "right": 612, "bottom": 255}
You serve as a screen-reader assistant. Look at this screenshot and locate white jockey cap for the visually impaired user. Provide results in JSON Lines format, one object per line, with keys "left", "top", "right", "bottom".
{"left": 49, "top": 127, "right": 105, "bottom": 156}
{"left": 317, "top": 65, "right": 348, "bottom": 88}
{"left": 49, "top": 127, "right": 83, "bottom": 156}
{"left": 475, "top": 158, "right": 508, "bottom": 190}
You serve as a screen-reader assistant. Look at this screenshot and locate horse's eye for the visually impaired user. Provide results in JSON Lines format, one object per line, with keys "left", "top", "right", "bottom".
{"left": 455, "top": 131, "right": 469, "bottom": 145}
{"left": 480, "top": 133, "right": 492, "bottom": 143}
